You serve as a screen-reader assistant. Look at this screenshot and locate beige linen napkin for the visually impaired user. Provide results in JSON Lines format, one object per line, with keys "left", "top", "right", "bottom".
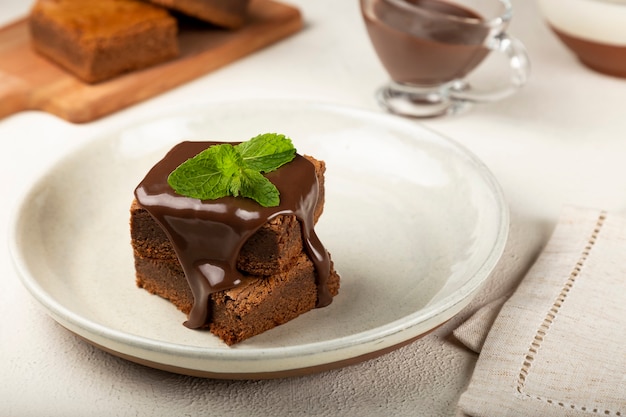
{"left": 455, "top": 206, "right": 626, "bottom": 417}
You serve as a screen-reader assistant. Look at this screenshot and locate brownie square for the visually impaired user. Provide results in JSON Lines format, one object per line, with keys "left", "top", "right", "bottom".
{"left": 29, "top": 0, "right": 179, "bottom": 83}
{"left": 130, "top": 152, "right": 339, "bottom": 345}
{"left": 147, "top": 0, "right": 251, "bottom": 29}
{"left": 135, "top": 253, "right": 340, "bottom": 345}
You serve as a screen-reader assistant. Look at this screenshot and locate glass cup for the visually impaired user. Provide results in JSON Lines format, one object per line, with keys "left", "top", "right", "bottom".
{"left": 360, "top": 0, "right": 531, "bottom": 117}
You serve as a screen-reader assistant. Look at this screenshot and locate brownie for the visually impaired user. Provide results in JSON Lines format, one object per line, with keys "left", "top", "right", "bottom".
{"left": 130, "top": 150, "right": 339, "bottom": 345}
{"left": 135, "top": 253, "right": 340, "bottom": 345}
{"left": 147, "top": 0, "right": 251, "bottom": 29}
{"left": 130, "top": 155, "right": 326, "bottom": 275}
{"left": 29, "top": 0, "right": 179, "bottom": 83}
{"left": 132, "top": 200, "right": 307, "bottom": 275}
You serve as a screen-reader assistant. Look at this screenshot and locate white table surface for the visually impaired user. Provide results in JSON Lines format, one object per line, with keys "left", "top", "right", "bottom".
{"left": 3, "top": 1, "right": 626, "bottom": 416}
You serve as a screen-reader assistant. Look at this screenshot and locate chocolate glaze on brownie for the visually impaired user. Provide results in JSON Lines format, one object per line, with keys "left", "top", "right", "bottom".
{"left": 134, "top": 141, "right": 332, "bottom": 329}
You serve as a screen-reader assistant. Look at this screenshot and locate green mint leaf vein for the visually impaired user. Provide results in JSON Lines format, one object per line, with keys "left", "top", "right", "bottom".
{"left": 167, "top": 133, "right": 296, "bottom": 207}
{"left": 236, "top": 133, "right": 296, "bottom": 172}
{"left": 239, "top": 168, "right": 280, "bottom": 207}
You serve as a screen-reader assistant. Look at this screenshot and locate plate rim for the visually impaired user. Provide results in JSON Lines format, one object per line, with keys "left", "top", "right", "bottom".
{"left": 8, "top": 99, "right": 509, "bottom": 376}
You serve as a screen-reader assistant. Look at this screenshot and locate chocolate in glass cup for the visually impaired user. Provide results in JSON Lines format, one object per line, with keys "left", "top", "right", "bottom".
{"left": 360, "top": 0, "right": 530, "bottom": 118}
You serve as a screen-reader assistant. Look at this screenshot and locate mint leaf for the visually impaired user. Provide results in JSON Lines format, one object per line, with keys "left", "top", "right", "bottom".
{"left": 236, "top": 133, "right": 296, "bottom": 172}
{"left": 239, "top": 168, "right": 280, "bottom": 207}
{"left": 167, "top": 144, "right": 241, "bottom": 200}
{"left": 167, "top": 134, "right": 296, "bottom": 207}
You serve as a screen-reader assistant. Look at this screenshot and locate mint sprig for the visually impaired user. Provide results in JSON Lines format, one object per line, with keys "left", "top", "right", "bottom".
{"left": 167, "top": 133, "right": 296, "bottom": 207}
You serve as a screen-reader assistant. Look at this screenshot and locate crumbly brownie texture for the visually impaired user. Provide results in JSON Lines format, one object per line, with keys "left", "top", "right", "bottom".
{"left": 29, "top": 0, "right": 179, "bottom": 83}
{"left": 134, "top": 250, "right": 340, "bottom": 346}
{"left": 130, "top": 155, "right": 340, "bottom": 345}
{"left": 132, "top": 200, "right": 308, "bottom": 276}
{"left": 147, "top": 0, "right": 251, "bottom": 29}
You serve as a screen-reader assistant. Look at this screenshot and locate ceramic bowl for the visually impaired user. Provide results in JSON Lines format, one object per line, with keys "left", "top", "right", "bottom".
{"left": 10, "top": 100, "right": 508, "bottom": 378}
{"left": 538, "top": 0, "right": 626, "bottom": 77}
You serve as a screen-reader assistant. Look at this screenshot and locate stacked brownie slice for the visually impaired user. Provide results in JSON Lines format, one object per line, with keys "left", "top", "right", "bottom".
{"left": 130, "top": 152, "right": 340, "bottom": 345}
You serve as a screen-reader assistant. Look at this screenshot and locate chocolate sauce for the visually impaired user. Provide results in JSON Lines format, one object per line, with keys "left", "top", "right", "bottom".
{"left": 135, "top": 141, "right": 332, "bottom": 328}
{"left": 362, "top": 0, "right": 490, "bottom": 85}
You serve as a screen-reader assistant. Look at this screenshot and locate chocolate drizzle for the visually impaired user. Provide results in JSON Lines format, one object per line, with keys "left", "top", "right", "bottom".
{"left": 134, "top": 141, "right": 332, "bottom": 328}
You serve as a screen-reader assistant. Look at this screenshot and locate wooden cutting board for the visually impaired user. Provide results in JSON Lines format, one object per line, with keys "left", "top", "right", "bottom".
{"left": 0, "top": 0, "right": 302, "bottom": 123}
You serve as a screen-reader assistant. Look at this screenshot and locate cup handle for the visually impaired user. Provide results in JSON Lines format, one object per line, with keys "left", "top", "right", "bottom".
{"left": 449, "top": 33, "right": 530, "bottom": 103}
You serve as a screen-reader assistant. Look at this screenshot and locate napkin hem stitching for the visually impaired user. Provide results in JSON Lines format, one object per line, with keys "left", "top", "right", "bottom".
{"left": 514, "top": 211, "right": 622, "bottom": 416}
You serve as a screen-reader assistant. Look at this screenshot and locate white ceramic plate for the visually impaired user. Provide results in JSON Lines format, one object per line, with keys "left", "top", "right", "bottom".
{"left": 10, "top": 101, "right": 508, "bottom": 379}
